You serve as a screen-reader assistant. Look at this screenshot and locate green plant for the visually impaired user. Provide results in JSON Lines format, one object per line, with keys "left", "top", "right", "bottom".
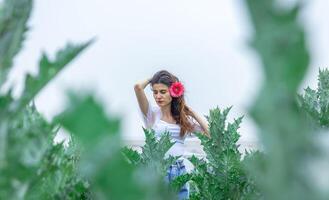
{"left": 170, "top": 107, "right": 259, "bottom": 200}
{"left": 1, "top": 0, "right": 328, "bottom": 199}
{"left": 0, "top": 0, "right": 93, "bottom": 199}
{"left": 298, "top": 69, "right": 329, "bottom": 128}
{"left": 55, "top": 93, "right": 177, "bottom": 200}
{"left": 122, "top": 128, "right": 179, "bottom": 177}
{"left": 245, "top": 0, "right": 327, "bottom": 199}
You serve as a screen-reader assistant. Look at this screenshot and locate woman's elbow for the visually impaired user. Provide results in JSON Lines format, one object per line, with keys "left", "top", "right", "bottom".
{"left": 203, "top": 128, "right": 210, "bottom": 138}
{"left": 134, "top": 84, "right": 142, "bottom": 91}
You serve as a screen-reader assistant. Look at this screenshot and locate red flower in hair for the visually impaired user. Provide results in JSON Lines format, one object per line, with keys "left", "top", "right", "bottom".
{"left": 169, "top": 82, "right": 185, "bottom": 97}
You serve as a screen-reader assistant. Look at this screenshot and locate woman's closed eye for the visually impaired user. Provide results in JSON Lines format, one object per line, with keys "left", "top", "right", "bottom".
{"left": 153, "top": 90, "right": 167, "bottom": 94}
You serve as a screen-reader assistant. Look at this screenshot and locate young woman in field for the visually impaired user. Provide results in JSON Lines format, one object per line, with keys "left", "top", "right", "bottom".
{"left": 134, "top": 70, "right": 209, "bottom": 199}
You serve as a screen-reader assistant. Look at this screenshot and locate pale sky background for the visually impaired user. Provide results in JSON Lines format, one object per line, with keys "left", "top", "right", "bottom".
{"left": 4, "top": 0, "right": 329, "bottom": 146}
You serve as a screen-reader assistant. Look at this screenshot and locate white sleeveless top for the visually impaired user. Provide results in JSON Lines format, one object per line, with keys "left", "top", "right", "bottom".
{"left": 140, "top": 103, "right": 203, "bottom": 159}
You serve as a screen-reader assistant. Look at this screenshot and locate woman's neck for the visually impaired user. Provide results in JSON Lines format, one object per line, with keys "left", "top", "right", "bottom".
{"left": 160, "top": 105, "right": 172, "bottom": 118}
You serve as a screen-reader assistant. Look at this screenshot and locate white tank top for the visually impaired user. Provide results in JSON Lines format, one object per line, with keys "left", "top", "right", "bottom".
{"left": 140, "top": 103, "right": 203, "bottom": 158}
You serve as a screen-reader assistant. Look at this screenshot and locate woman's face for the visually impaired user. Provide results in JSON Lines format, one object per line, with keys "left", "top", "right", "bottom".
{"left": 152, "top": 83, "right": 172, "bottom": 107}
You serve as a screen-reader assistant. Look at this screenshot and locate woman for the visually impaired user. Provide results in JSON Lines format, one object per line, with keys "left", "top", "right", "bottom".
{"left": 134, "top": 70, "right": 209, "bottom": 199}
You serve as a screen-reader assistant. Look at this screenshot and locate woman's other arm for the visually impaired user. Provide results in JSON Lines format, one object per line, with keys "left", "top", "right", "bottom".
{"left": 188, "top": 108, "right": 210, "bottom": 137}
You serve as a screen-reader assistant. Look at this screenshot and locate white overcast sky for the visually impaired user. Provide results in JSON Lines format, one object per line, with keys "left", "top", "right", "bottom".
{"left": 5, "top": 0, "right": 329, "bottom": 144}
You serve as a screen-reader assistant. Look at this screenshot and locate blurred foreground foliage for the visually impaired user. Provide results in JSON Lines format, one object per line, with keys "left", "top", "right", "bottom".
{"left": 1, "top": 0, "right": 328, "bottom": 199}
{"left": 246, "top": 0, "right": 329, "bottom": 199}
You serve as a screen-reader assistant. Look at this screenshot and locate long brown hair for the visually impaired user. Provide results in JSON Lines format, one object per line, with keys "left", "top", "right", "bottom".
{"left": 150, "top": 70, "right": 194, "bottom": 137}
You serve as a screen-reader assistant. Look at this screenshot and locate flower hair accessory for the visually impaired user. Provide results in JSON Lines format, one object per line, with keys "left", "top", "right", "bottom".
{"left": 169, "top": 82, "right": 185, "bottom": 97}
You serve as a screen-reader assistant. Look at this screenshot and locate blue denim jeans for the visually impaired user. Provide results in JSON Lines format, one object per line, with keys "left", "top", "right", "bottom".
{"left": 165, "top": 159, "right": 189, "bottom": 200}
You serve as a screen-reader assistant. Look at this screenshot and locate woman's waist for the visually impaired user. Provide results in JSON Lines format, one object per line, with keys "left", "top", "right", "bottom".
{"left": 164, "top": 142, "right": 185, "bottom": 158}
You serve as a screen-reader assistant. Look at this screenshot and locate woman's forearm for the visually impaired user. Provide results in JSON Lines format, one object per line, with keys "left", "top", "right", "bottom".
{"left": 190, "top": 110, "right": 210, "bottom": 136}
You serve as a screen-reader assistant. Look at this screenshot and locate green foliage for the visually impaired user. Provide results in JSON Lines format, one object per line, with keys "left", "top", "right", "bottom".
{"left": 298, "top": 69, "right": 329, "bottom": 128}
{"left": 245, "top": 0, "right": 309, "bottom": 94}
{"left": 55, "top": 93, "right": 120, "bottom": 148}
{"left": 1, "top": 0, "right": 328, "bottom": 199}
{"left": 0, "top": 0, "right": 32, "bottom": 85}
{"left": 0, "top": 0, "right": 92, "bottom": 199}
{"left": 0, "top": 104, "right": 91, "bottom": 199}
{"left": 18, "top": 41, "right": 93, "bottom": 112}
{"left": 170, "top": 107, "right": 258, "bottom": 200}
{"left": 0, "top": 0, "right": 176, "bottom": 199}
{"left": 26, "top": 136, "right": 91, "bottom": 200}
{"left": 56, "top": 93, "right": 177, "bottom": 200}
{"left": 123, "top": 128, "right": 178, "bottom": 176}
{"left": 245, "top": 0, "right": 326, "bottom": 199}
{"left": 0, "top": 40, "right": 92, "bottom": 198}
{"left": 122, "top": 128, "right": 182, "bottom": 198}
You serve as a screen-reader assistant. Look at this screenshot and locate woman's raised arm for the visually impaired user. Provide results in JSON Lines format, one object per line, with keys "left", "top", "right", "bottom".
{"left": 134, "top": 78, "right": 151, "bottom": 117}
